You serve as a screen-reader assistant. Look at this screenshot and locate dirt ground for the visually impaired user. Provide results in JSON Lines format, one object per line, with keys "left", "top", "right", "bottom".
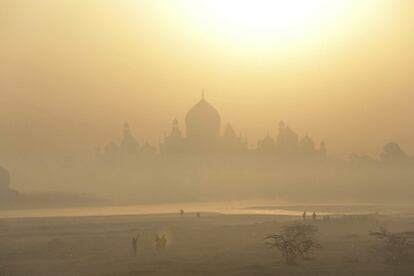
{"left": 1, "top": 212, "right": 414, "bottom": 275}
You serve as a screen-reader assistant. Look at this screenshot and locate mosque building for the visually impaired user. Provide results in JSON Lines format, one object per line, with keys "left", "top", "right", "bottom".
{"left": 98, "top": 92, "right": 326, "bottom": 163}
{"left": 160, "top": 93, "right": 247, "bottom": 154}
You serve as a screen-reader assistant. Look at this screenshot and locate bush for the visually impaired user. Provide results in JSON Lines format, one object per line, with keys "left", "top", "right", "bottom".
{"left": 265, "top": 223, "right": 321, "bottom": 265}
{"left": 369, "top": 226, "right": 414, "bottom": 263}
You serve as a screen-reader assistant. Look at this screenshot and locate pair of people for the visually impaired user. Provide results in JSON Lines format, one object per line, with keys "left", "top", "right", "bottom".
{"left": 155, "top": 234, "right": 167, "bottom": 250}
{"left": 302, "top": 211, "right": 317, "bottom": 221}
{"left": 180, "top": 210, "right": 201, "bottom": 218}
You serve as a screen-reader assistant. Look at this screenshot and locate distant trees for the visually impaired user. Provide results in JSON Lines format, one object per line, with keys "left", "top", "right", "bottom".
{"left": 265, "top": 224, "right": 321, "bottom": 265}
{"left": 349, "top": 142, "right": 411, "bottom": 167}
{"left": 369, "top": 227, "right": 414, "bottom": 263}
{"left": 380, "top": 142, "right": 409, "bottom": 165}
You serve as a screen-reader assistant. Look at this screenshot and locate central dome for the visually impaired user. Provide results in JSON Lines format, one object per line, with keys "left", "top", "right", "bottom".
{"left": 185, "top": 94, "right": 221, "bottom": 147}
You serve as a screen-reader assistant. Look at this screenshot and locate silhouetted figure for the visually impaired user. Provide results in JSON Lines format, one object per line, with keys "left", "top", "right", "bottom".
{"left": 155, "top": 234, "right": 161, "bottom": 251}
{"left": 196, "top": 212, "right": 200, "bottom": 218}
{"left": 132, "top": 235, "right": 139, "bottom": 256}
{"left": 160, "top": 234, "right": 167, "bottom": 250}
{"left": 312, "top": 212, "right": 316, "bottom": 221}
{"left": 180, "top": 209, "right": 184, "bottom": 216}
{"left": 302, "top": 211, "right": 306, "bottom": 221}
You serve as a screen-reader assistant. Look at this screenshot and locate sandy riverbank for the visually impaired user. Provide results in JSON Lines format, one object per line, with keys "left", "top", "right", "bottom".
{"left": 1, "top": 210, "right": 414, "bottom": 275}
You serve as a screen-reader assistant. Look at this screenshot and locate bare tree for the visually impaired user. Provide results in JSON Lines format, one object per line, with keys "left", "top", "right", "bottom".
{"left": 265, "top": 223, "right": 321, "bottom": 265}
{"left": 369, "top": 227, "right": 414, "bottom": 263}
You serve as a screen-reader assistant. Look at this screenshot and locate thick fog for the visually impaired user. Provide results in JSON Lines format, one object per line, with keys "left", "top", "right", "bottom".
{"left": 1, "top": 1, "right": 414, "bottom": 208}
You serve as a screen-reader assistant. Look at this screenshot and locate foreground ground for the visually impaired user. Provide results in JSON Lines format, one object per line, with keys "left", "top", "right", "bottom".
{"left": 1, "top": 212, "right": 414, "bottom": 275}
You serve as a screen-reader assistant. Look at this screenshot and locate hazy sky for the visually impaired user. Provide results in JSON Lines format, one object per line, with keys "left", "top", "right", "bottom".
{"left": 1, "top": 0, "right": 414, "bottom": 159}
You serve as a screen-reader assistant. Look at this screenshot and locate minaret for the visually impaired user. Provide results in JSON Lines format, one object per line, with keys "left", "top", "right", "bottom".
{"left": 121, "top": 122, "right": 139, "bottom": 154}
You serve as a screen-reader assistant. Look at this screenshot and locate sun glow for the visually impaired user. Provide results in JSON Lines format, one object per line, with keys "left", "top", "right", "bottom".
{"left": 177, "top": 0, "right": 386, "bottom": 55}
{"left": 118, "top": 0, "right": 390, "bottom": 58}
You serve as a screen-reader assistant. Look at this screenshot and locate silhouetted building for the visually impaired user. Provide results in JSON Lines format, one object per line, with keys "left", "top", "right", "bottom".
{"left": 257, "top": 134, "right": 277, "bottom": 154}
{"left": 141, "top": 141, "right": 157, "bottom": 156}
{"left": 276, "top": 121, "right": 300, "bottom": 156}
{"left": 97, "top": 94, "right": 326, "bottom": 164}
{"left": 121, "top": 123, "right": 139, "bottom": 156}
{"left": 159, "top": 119, "right": 186, "bottom": 154}
{"left": 222, "top": 124, "right": 248, "bottom": 153}
{"left": 159, "top": 93, "right": 247, "bottom": 155}
{"left": 185, "top": 93, "right": 221, "bottom": 152}
{"left": 300, "top": 135, "right": 316, "bottom": 155}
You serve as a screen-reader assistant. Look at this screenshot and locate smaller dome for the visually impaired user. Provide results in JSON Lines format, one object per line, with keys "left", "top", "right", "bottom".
{"left": 301, "top": 135, "right": 315, "bottom": 147}
{"left": 257, "top": 134, "right": 276, "bottom": 152}
{"left": 301, "top": 135, "right": 315, "bottom": 153}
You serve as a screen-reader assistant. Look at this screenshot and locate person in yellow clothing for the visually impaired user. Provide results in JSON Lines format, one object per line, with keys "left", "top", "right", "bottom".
{"left": 160, "top": 234, "right": 167, "bottom": 250}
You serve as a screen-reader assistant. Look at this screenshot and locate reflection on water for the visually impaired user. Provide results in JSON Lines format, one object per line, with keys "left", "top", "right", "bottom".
{"left": 1, "top": 201, "right": 414, "bottom": 219}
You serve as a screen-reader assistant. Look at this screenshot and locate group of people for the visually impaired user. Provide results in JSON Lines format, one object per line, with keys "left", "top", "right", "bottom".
{"left": 131, "top": 210, "right": 202, "bottom": 256}
{"left": 155, "top": 234, "right": 168, "bottom": 251}
{"left": 302, "top": 211, "right": 318, "bottom": 221}
{"left": 131, "top": 233, "right": 168, "bottom": 255}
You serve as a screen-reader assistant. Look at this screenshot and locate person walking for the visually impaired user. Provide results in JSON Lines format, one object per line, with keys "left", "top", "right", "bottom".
{"left": 132, "top": 235, "right": 139, "bottom": 256}
{"left": 160, "top": 234, "right": 167, "bottom": 250}
{"left": 155, "top": 234, "right": 161, "bottom": 251}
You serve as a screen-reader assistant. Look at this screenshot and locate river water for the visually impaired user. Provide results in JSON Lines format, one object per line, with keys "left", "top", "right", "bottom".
{"left": 1, "top": 201, "right": 414, "bottom": 219}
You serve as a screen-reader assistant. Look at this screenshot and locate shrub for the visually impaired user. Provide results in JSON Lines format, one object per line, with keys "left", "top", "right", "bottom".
{"left": 369, "top": 226, "right": 414, "bottom": 263}
{"left": 265, "top": 223, "right": 321, "bottom": 265}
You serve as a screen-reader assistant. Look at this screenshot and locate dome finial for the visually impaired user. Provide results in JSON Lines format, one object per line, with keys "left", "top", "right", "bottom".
{"left": 201, "top": 89, "right": 205, "bottom": 100}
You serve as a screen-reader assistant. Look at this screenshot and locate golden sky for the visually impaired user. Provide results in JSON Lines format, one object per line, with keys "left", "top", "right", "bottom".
{"left": 1, "top": 0, "right": 414, "bottom": 158}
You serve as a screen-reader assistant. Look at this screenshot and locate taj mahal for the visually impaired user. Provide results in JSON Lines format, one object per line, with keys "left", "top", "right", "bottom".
{"left": 97, "top": 93, "right": 326, "bottom": 164}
